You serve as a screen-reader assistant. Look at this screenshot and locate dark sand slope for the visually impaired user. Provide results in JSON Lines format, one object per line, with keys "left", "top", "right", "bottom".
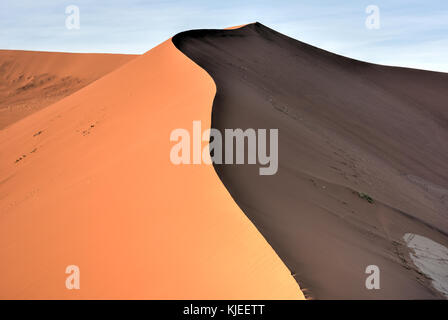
{"left": 173, "top": 23, "right": 448, "bottom": 299}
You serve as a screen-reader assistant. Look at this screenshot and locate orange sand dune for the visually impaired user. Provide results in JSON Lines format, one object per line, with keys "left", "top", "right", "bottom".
{"left": 0, "top": 40, "right": 303, "bottom": 299}
{"left": 0, "top": 50, "right": 137, "bottom": 129}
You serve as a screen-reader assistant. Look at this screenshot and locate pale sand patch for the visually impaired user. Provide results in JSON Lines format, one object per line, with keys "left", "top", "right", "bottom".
{"left": 404, "top": 233, "right": 448, "bottom": 298}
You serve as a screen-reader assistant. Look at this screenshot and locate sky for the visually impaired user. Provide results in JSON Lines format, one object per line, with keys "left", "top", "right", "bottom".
{"left": 1, "top": 0, "right": 447, "bottom": 72}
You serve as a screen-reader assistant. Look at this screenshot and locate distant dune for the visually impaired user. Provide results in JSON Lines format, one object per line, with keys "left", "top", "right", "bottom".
{"left": 174, "top": 22, "right": 448, "bottom": 299}
{"left": 0, "top": 50, "right": 137, "bottom": 129}
{"left": 0, "top": 38, "right": 302, "bottom": 299}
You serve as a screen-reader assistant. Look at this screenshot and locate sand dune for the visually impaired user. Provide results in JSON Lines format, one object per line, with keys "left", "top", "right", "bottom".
{"left": 0, "top": 38, "right": 303, "bottom": 299}
{"left": 3, "top": 22, "right": 446, "bottom": 300}
{"left": 173, "top": 23, "right": 448, "bottom": 299}
{"left": 0, "top": 50, "right": 137, "bottom": 129}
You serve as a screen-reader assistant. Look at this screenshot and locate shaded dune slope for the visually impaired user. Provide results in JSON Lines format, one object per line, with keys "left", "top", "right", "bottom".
{"left": 0, "top": 40, "right": 302, "bottom": 298}
{"left": 0, "top": 50, "right": 137, "bottom": 129}
{"left": 173, "top": 23, "right": 448, "bottom": 299}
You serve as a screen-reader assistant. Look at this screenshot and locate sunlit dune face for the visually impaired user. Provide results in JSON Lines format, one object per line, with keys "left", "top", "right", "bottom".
{"left": 0, "top": 40, "right": 303, "bottom": 299}
{"left": 225, "top": 24, "right": 250, "bottom": 30}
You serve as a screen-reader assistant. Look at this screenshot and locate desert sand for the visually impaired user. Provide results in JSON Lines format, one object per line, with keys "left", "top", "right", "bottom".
{"left": 3, "top": 21, "right": 447, "bottom": 300}
{"left": 174, "top": 22, "right": 448, "bottom": 299}
{"left": 0, "top": 37, "right": 303, "bottom": 299}
{"left": 0, "top": 50, "right": 137, "bottom": 129}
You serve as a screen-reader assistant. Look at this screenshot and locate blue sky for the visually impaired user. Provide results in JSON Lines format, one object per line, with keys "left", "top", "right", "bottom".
{"left": 1, "top": 0, "right": 447, "bottom": 72}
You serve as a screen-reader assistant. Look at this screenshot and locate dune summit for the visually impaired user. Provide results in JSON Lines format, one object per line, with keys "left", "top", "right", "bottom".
{"left": 173, "top": 22, "right": 448, "bottom": 299}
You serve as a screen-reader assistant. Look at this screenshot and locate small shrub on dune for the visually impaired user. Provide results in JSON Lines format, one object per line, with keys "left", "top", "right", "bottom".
{"left": 357, "top": 192, "right": 374, "bottom": 204}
